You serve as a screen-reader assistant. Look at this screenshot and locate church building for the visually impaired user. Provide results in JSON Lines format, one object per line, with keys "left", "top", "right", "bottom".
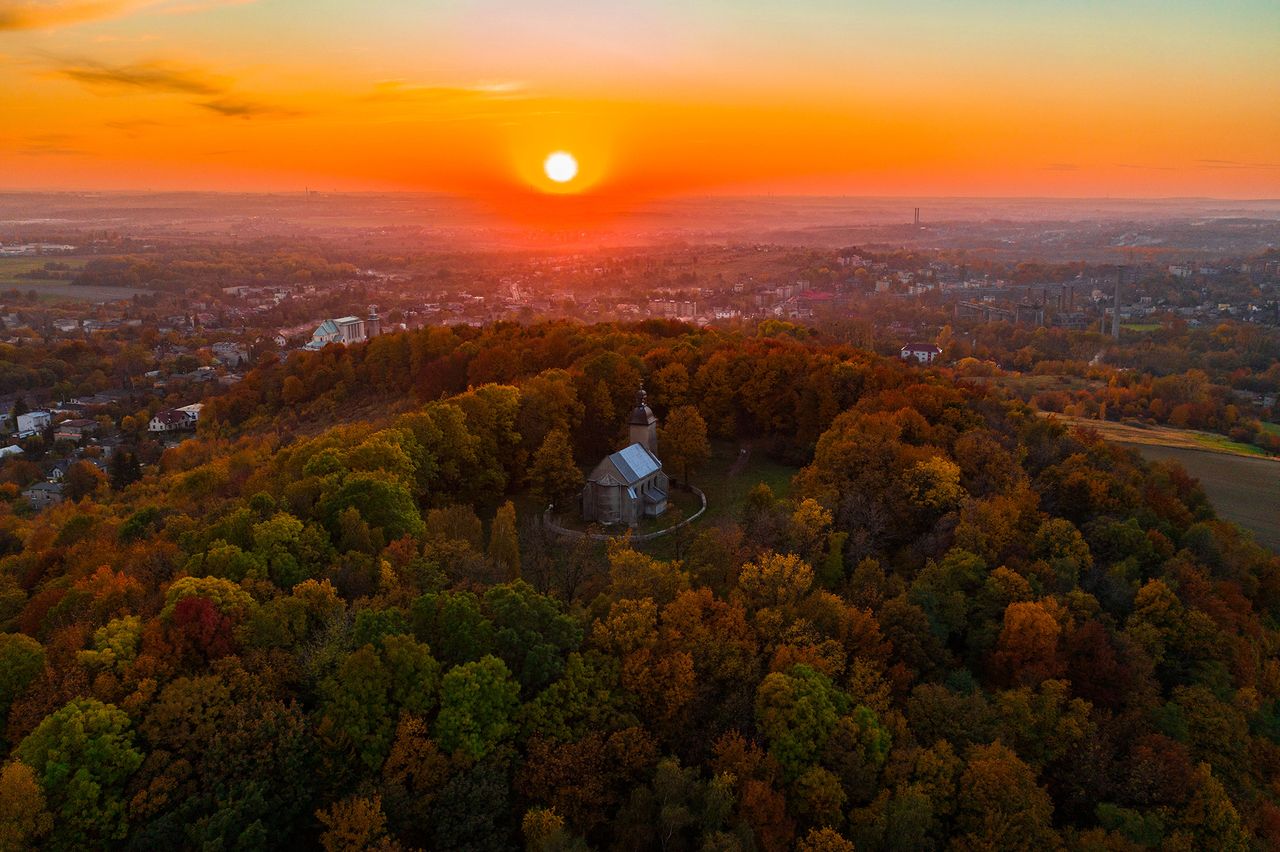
{"left": 580, "top": 389, "right": 669, "bottom": 527}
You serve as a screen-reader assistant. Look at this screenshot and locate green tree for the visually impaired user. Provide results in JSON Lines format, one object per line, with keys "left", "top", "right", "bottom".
{"left": 755, "top": 664, "right": 850, "bottom": 779}
{"left": 16, "top": 699, "right": 143, "bottom": 849}
{"left": 320, "top": 472, "right": 425, "bottom": 542}
{"left": 320, "top": 636, "right": 440, "bottom": 770}
{"left": 0, "top": 633, "right": 44, "bottom": 729}
{"left": 435, "top": 655, "right": 521, "bottom": 760}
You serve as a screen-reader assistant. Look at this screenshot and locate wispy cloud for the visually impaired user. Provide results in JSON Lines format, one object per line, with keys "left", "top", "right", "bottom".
{"left": 50, "top": 57, "right": 299, "bottom": 119}
{"left": 362, "top": 79, "right": 526, "bottom": 103}
{"left": 1041, "top": 163, "right": 1078, "bottom": 172}
{"left": 104, "top": 117, "right": 169, "bottom": 136}
{"left": 1197, "top": 159, "right": 1280, "bottom": 170}
{"left": 197, "top": 97, "right": 301, "bottom": 118}
{"left": 8, "top": 133, "right": 85, "bottom": 156}
{"left": 0, "top": 0, "right": 254, "bottom": 31}
{"left": 53, "top": 59, "right": 223, "bottom": 95}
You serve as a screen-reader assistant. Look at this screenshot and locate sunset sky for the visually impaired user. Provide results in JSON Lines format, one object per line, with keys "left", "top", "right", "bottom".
{"left": 1, "top": 0, "right": 1278, "bottom": 199}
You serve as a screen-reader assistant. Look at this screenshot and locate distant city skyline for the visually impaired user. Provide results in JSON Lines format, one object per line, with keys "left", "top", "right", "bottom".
{"left": 1, "top": 0, "right": 1278, "bottom": 201}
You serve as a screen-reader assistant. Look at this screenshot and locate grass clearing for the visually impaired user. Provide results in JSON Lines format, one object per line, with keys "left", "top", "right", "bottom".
{"left": 692, "top": 440, "right": 798, "bottom": 525}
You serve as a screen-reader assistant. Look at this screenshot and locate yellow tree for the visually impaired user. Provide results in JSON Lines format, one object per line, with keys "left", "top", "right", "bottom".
{"left": 488, "top": 501, "right": 521, "bottom": 579}
{"left": 659, "top": 405, "right": 710, "bottom": 486}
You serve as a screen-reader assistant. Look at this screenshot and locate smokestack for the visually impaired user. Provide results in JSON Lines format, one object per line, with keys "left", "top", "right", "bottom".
{"left": 913, "top": 207, "right": 921, "bottom": 228}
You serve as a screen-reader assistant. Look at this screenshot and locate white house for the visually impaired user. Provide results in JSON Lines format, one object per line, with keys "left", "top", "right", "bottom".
{"left": 16, "top": 410, "right": 51, "bottom": 436}
{"left": 175, "top": 403, "right": 204, "bottom": 422}
{"left": 900, "top": 343, "right": 943, "bottom": 364}
{"left": 149, "top": 406, "right": 200, "bottom": 433}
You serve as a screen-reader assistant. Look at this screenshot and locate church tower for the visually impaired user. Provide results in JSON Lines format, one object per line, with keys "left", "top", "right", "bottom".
{"left": 627, "top": 388, "right": 659, "bottom": 455}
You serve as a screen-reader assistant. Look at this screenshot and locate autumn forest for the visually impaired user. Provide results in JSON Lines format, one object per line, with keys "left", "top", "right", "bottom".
{"left": 1, "top": 320, "right": 1278, "bottom": 851}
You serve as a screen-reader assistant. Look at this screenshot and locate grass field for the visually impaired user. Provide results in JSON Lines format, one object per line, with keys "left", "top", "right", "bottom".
{"left": 1052, "top": 415, "right": 1272, "bottom": 459}
{"left": 1119, "top": 443, "right": 1280, "bottom": 551}
{"left": 1262, "top": 422, "right": 1280, "bottom": 438}
{"left": 1049, "top": 415, "right": 1280, "bottom": 551}
{"left": 1121, "top": 323, "right": 1163, "bottom": 332}
{"left": 0, "top": 256, "right": 143, "bottom": 302}
{"left": 973, "top": 373, "right": 1105, "bottom": 397}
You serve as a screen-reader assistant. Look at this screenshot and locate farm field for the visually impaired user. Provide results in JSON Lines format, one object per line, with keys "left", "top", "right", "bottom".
{"left": 0, "top": 256, "right": 144, "bottom": 302}
{"left": 1052, "top": 415, "right": 1272, "bottom": 458}
{"left": 1052, "top": 415, "right": 1280, "bottom": 550}
{"left": 1121, "top": 443, "right": 1280, "bottom": 551}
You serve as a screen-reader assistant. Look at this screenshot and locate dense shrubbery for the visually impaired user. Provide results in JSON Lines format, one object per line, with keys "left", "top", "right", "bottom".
{"left": 1, "top": 322, "right": 1278, "bottom": 849}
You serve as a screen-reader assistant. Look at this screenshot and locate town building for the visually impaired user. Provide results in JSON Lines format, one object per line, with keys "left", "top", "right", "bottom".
{"left": 148, "top": 404, "right": 202, "bottom": 433}
{"left": 24, "top": 482, "right": 64, "bottom": 510}
{"left": 900, "top": 343, "right": 943, "bottom": 364}
{"left": 580, "top": 389, "right": 669, "bottom": 527}
{"left": 53, "top": 418, "right": 96, "bottom": 442}
{"left": 16, "top": 410, "right": 51, "bottom": 437}
{"left": 304, "top": 309, "right": 382, "bottom": 350}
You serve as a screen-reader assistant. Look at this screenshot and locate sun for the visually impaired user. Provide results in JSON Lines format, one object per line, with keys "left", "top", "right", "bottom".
{"left": 543, "top": 151, "right": 578, "bottom": 184}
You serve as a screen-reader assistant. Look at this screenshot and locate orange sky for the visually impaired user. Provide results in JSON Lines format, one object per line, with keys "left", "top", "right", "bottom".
{"left": 1, "top": 0, "right": 1278, "bottom": 202}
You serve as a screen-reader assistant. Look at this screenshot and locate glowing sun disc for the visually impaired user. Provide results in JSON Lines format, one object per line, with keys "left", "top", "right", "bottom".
{"left": 543, "top": 151, "right": 578, "bottom": 183}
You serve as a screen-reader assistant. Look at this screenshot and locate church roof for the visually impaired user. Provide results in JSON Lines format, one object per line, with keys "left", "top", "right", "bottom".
{"left": 607, "top": 442, "right": 662, "bottom": 484}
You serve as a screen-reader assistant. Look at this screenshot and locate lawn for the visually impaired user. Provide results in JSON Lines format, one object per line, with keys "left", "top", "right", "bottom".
{"left": 690, "top": 439, "right": 799, "bottom": 524}
{"left": 1121, "top": 323, "right": 1163, "bottom": 332}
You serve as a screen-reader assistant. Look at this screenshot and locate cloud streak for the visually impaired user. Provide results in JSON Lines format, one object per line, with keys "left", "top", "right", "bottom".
{"left": 1197, "top": 159, "right": 1280, "bottom": 170}
{"left": 362, "top": 80, "right": 526, "bottom": 103}
{"left": 0, "top": 0, "right": 252, "bottom": 31}
{"left": 54, "top": 59, "right": 223, "bottom": 95}
{"left": 197, "top": 97, "right": 301, "bottom": 118}
{"left": 50, "top": 57, "right": 299, "bottom": 119}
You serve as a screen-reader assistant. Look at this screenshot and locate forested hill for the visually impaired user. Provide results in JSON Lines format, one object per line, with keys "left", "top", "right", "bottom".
{"left": 1, "top": 321, "right": 1278, "bottom": 850}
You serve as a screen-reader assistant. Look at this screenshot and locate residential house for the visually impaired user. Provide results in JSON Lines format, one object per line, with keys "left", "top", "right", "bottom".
{"left": 149, "top": 407, "right": 199, "bottom": 433}
{"left": 900, "top": 343, "right": 943, "bottom": 364}
{"left": 24, "top": 482, "right": 64, "bottom": 510}
{"left": 54, "top": 418, "right": 96, "bottom": 442}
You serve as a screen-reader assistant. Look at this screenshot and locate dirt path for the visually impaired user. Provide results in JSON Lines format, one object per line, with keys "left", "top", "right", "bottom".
{"left": 727, "top": 445, "right": 751, "bottom": 477}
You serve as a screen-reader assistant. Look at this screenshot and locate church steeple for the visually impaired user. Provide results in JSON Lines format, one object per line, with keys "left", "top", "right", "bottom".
{"left": 627, "top": 387, "right": 659, "bottom": 455}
